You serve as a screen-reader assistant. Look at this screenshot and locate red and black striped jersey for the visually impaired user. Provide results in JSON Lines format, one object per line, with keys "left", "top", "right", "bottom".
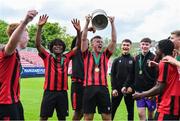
{"left": 82, "top": 48, "right": 112, "bottom": 87}
{"left": 0, "top": 48, "right": 21, "bottom": 104}
{"left": 39, "top": 48, "right": 75, "bottom": 91}
{"left": 172, "top": 66, "right": 180, "bottom": 96}
{"left": 157, "top": 61, "right": 180, "bottom": 116}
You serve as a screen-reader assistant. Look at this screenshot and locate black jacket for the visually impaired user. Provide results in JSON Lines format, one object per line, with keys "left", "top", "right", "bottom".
{"left": 134, "top": 51, "right": 158, "bottom": 92}
{"left": 71, "top": 49, "right": 84, "bottom": 81}
{"left": 111, "top": 54, "right": 135, "bottom": 91}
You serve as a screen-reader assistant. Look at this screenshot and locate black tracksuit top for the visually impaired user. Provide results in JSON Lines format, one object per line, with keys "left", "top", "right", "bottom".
{"left": 134, "top": 51, "right": 158, "bottom": 92}
{"left": 111, "top": 53, "right": 135, "bottom": 91}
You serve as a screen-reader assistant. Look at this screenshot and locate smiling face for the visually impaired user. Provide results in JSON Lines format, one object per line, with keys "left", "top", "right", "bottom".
{"left": 49, "top": 39, "right": 66, "bottom": 55}
{"left": 121, "top": 41, "right": 131, "bottom": 55}
{"left": 140, "top": 42, "right": 151, "bottom": 54}
{"left": 52, "top": 43, "right": 64, "bottom": 55}
{"left": 92, "top": 37, "right": 103, "bottom": 53}
{"left": 170, "top": 33, "right": 180, "bottom": 50}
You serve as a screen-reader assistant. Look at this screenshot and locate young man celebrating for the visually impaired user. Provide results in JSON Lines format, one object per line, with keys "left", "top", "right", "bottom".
{"left": 111, "top": 39, "right": 134, "bottom": 120}
{"left": 133, "top": 39, "right": 180, "bottom": 120}
{"left": 70, "top": 20, "right": 95, "bottom": 121}
{"left": 134, "top": 38, "right": 157, "bottom": 121}
{"left": 35, "top": 15, "right": 80, "bottom": 121}
{"left": 81, "top": 15, "right": 116, "bottom": 121}
{"left": 0, "top": 10, "right": 38, "bottom": 120}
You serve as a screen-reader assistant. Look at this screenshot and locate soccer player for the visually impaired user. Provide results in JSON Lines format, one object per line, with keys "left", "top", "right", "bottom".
{"left": 81, "top": 15, "right": 116, "bottom": 121}
{"left": 35, "top": 15, "right": 79, "bottom": 121}
{"left": 111, "top": 39, "right": 134, "bottom": 120}
{"left": 70, "top": 18, "right": 84, "bottom": 121}
{"left": 0, "top": 10, "right": 38, "bottom": 120}
{"left": 70, "top": 19, "right": 95, "bottom": 121}
{"left": 134, "top": 38, "right": 157, "bottom": 121}
{"left": 149, "top": 30, "right": 180, "bottom": 67}
{"left": 163, "top": 30, "right": 180, "bottom": 66}
{"left": 133, "top": 39, "right": 180, "bottom": 120}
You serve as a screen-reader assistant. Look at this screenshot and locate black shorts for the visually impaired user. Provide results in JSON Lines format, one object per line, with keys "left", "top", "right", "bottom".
{"left": 83, "top": 86, "right": 111, "bottom": 114}
{"left": 40, "top": 90, "right": 69, "bottom": 118}
{"left": 154, "top": 111, "right": 179, "bottom": 120}
{"left": 71, "top": 82, "right": 84, "bottom": 111}
{"left": 0, "top": 101, "right": 24, "bottom": 120}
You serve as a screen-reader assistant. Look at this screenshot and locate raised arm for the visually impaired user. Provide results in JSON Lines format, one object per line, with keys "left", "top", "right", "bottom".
{"left": 81, "top": 15, "right": 91, "bottom": 52}
{"left": 71, "top": 18, "right": 81, "bottom": 50}
{"left": 35, "top": 14, "right": 49, "bottom": 52}
{"left": 5, "top": 10, "right": 38, "bottom": 55}
{"left": 107, "top": 16, "right": 117, "bottom": 53}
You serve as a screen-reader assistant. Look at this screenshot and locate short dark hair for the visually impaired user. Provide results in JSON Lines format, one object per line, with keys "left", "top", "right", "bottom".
{"left": 158, "top": 39, "right": 174, "bottom": 56}
{"left": 171, "top": 30, "right": 180, "bottom": 36}
{"left": 90, "top": 35, "right": 102, "bottom": 42}
{"left": 122, "top": 39, "right": 132, "bottom": 44}
{"left": 49, "top": 38, "right": 66, "bottom": 53}
{"left": 140, "top": 37, "right": 152, "bottom": 43}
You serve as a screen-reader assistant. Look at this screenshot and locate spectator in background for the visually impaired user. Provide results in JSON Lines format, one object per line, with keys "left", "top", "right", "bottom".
{"left": 0, "top": 10, "right": 38, "bottom": 120}
{"left": 35, "top": 15, "right": 80, "bottom": 121}
{"left": 111, "top": 39, "right": 134, "bottom": 120}
{"left": 133, "top": 38, "right": 158, "bottom": 121}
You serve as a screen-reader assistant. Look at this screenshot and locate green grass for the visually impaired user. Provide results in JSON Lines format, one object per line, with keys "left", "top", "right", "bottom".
{"left": 20, "top": 77, "right": 139, "bottom": 120}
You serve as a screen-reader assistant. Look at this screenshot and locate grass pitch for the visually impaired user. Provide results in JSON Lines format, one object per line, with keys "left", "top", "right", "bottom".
{"left": 20, "top": 77, "right": 139, "bottom": 120}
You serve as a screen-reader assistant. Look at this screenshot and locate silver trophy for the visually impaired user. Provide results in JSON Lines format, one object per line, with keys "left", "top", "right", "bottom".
{"left": 91, "top": 9, "right": 108, "bottom": 30}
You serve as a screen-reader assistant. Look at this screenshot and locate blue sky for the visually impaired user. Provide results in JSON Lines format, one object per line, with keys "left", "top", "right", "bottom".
{"left": 0, "top": 0, "right": 180, "bottom": 43}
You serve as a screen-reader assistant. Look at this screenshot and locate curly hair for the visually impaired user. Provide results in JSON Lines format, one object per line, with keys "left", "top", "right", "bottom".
{"left": 48, "top": 38, "right": 66, "bottom": 53}
{"left": 158, "top": 39, "right": 174, "bottom": 56}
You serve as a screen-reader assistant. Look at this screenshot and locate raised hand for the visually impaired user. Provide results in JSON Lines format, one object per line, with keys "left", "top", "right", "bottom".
{"left": 88, "top": 26, "right": 96, "bottom": 33}
{"left": 24, "top": 10, "right": 38, "bottom": 24}
{"left": 38, "top": 14, "right": 49, "bottom": 27}
{"left": 71, "top": 18, "right": 81, "bottom": 32}
{"left": 108, "top": 16, "right": 115, "bottom": 24}
{"left": 85, "top": 14, "right": 91, "bottom": 23}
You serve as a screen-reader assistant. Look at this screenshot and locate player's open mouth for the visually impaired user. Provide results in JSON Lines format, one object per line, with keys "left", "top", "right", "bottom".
{"left": 98, "top": 45, "right": 102, "bottom": 49}
{"left": 123, "top": 48, "right": 128, "bottom": 51}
